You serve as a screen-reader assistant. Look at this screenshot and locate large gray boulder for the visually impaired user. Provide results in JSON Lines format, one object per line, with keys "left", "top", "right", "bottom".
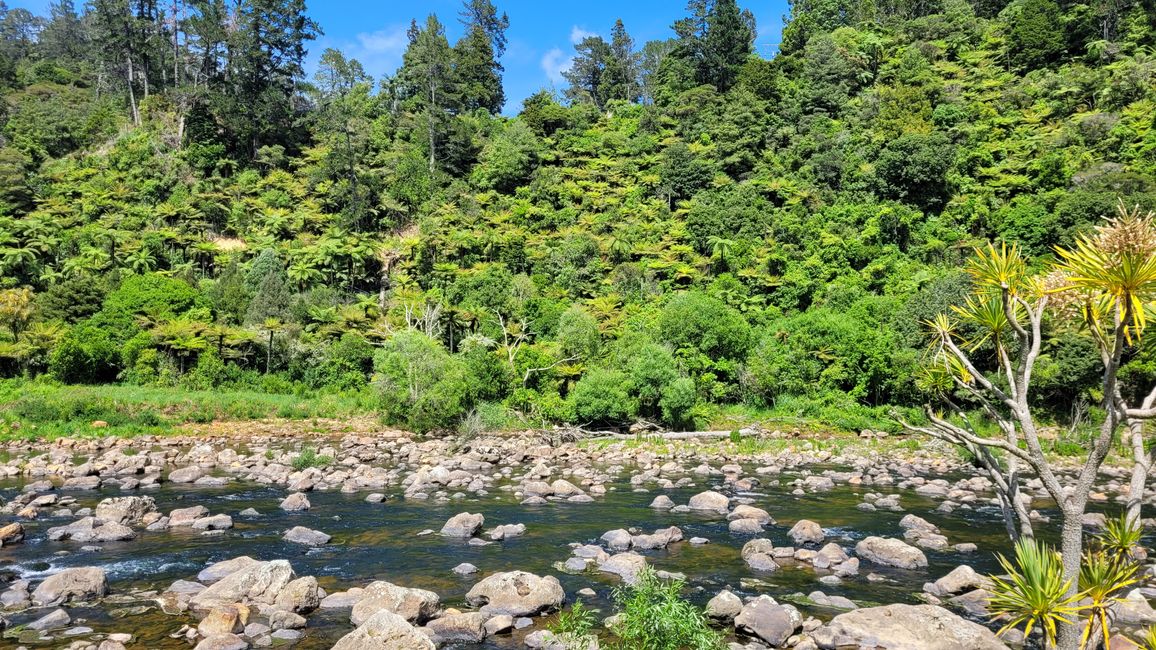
{"left": 424, "top": 611, "right": 489, "bottom": 643}
{"left": 734, "top": 595, "right": 802, "bottom": 647}
{"left": 788, "top": 519, "right": 825, "bottom": 545}
{"left": 283, "top": 526, "right": 330, "bottom": 546}
{"left": 441, "top": 512, "right": 484, "bottom": 537}
{"left": 189, "top": 560, "right": 294, "bottom": 611}
{"left": 925, "top": 565, "right": 992, "bottom": 597}
{"left": 198, "top": 557, "right": 259, "bottom": 584}
{"left": 95, "top": 496, "right": 157, "bottom": 525}
{"left": 331, "top": 610, "right": 435, "bottom": 650}
{"left": 855, "top": 536, "right": 928, "bottom": 569}
{"left": 687, "top": 491, "right": 729, "bottom": 513}
{"left": 812, "top": 603, "right": 1007, "bottom": 650}
{"left": 32, "top": 567, "right": 108, "bottom": 605}
{"left": 465, "top": 571, "right": 565, "bottom": 616}
{"left": 350, "top": 581, "right": 440, "bottom": 625}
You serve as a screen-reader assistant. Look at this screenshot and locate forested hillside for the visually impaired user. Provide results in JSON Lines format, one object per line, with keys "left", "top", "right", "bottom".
{"left": 1, "top": 0, "right": 1155, "bottom": 434}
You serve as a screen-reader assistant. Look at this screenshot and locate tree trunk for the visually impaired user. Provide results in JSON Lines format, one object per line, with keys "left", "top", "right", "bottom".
{"left": 127, "top": 56, "right": 141, "bottom": 125}
{"left": 1057, "top": 511, "right": 1084, "bottom": 650}
{"left": 1127, "top": 419, "right": 1152, "bottom": 525}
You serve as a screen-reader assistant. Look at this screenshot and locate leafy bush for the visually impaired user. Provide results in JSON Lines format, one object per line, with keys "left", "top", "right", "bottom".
{"left": 570, "top": 368, "right": 635, "bottom": 426}
{"left": 292, "top": 447, "right": 333, "bottom": 470}
{"left": 373, "top": 331, "right": 475, "bottom": 434}
{"left": 609, "top": 566, "right": 724, "bottom": 650}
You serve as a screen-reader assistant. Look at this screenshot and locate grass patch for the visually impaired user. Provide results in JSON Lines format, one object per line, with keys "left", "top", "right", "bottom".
{"left": 291, "top": 446, "right": 333, "bottom": 470}
{"left": 0, "top": 379, "right": 376, "bottom": 441}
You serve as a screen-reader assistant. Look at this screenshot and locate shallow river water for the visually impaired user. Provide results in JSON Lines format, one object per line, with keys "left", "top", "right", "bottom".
{"left": 0, "top": 464, "right": 1071, "bottom": 648}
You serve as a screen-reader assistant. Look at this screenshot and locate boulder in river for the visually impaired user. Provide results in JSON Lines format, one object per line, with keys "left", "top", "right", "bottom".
{"left": 351, "top": 581, "right": 440, "bottom": 625}
{"left": 788, "top": 519, "right": 825, "bottom": 545}
{"left": 279, "top": 492, "right": 311, "bottom": 511}
{"left": 189, "top": 560, "right": 294, "bottom": 611}
{"left": 275, "top": 576, "right": 321, "bottom": 614}
{"left": 855, "top": 536, "right": 928, "bottom": 569}
{"left": 687, "top": 490, "right": 729, "bottom": 513}
{"left": 94, "top": 496, "right": 157, "bottom": 525}
{"left": 425, "top": 611, "right": 489, "bottom": 643}
{"left": 441, "top": 512, "right": 484, "bottom": 537}
{"left": 0, "top": 522, "right": 25, "bottom": 546}
{"left": 465, "top": 571, "right": 565, "bottom": 616}
{"left": 811, "top": 603, "right": 1007, "bottom": 649}
{"left": 331, "top": 609, "right": 435, "bottom": 650}
{"left": 283, "top": 526, "right": 331, "bottom": 546}
{"left": 734, "top": 595, "right": 802, "bottom": 647}
{"left": 168, "top": 466, "right": 204, "bottom": 483}
{"left": 31, "top": 567, "right": 108, "bottom": 605}
{"left": 198, "top": 556, "right": 258, "bottom": 584}
{"left": 705, "top": 589, "right": 743, "bottom": 622}
{"left": 924, "top": 565, "right": 992, "bottom": 597}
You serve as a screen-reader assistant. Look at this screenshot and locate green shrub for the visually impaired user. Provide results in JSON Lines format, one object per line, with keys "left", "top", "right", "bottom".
{"left": 292, "top": 447, "right": 332, "bottom": 470}
{"left": 373, "top": 331, "right": 475, "bottom": 433}
{"left": 609, "top": 566, "right": 724, "bottom": 650}
{"left": 570, "top": 368, "right": 635, "bottom": 426}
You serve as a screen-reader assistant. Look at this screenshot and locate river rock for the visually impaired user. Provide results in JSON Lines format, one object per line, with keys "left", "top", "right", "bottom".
{"left": 193, "top": 633, "right": 249, "bottom": 650}
{"left": 0, "top": 522, "right": 24, "bottom": 545}
{"left": 855, "top": 536, "right": 928, "bottom": 569}
{"left": 279, "top": 492, "right": 311, "bottom": 511}
{"left": 168, "top": 466, "right": 204, "bottom": 483}
{"left": 649, "top": 495, "right": 675, "bottom": 509}
{"left": 465, "top": 571, "right": 565, "bottom": 616}
{"left": 351, "top": 581, "right": 440, "bottom": 625}
{"left": 925, "top": 565, "right": 992, "bottom": 597}
{"left": 198, "top": 557, "right": 259, "bottom": 583}
{"left": 275, "top": 576, "right": 321, "bottom": 614}
{"left": 192, "top": 514, "right": 233, "bottom": 530}
{"left": 789, "top": 519, "right": 825, "bottom": 545}
{"left": 283, "top": 526, "right": 330, "bottom": 545}
{"left": 687, "top": 490, "right": 729, "bottom": 513}
{"left": 705, "top": 589, "right": 743, "bottom": 622}
{"left": 170, "top": 506, "right": 209, "bottom": 526}
{"left": 811, "top": 603, "right": 1007, "bottom": 649}
{"left": 32, "top": 567, "right": 108, "bottom": 605}
{"left": 94, "top": 496, "right": 157, "bottom": 526}
{"left": 631, "top": 526, "right": 682, "bottom": 549}
{"left": 488, "top": 523, "right": 526, "bottom": 540}
{"left": 331, "top": 610, "right": 435, "bottom": 650}
{"left": 728, "top": 504, "right": 773, "bottom": 524}
{"left": 1113, "top": 589, "right": 1156, "bottom": 625}
{"left": 47, "top": 517, "right": 135, "bottom": 542}
{"left": 198, "top": 605, "right": 247, "bottom": 636}
{"left": 441, "top": 512, "right": 484, "bottom": 537}
{"left": 425, "top": 611, "right": 489, "bottom": 642}
{"left": 601, "top": 528, "right": 632, "bottom": 551}
{"left": 734, "top": 595, "right": 802, "bottom": 647}
{"left": 729, "top": 518, "right": 764, "bottom": 534}
{"left": 27, "top": 608, "right": 71, "bottom": 631}
{"left": 599, "top": 551, "right": 649, "bottom": 584}
{"left": 189, "top": 560, "right": 294, "bottom": 611}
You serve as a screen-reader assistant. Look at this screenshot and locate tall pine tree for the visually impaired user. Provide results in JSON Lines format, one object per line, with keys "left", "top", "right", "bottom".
{"left": 603, "top": 19, "right": 640, "bottom": 103}
{"left": 397, "top": 15, "right": 460, "bottom": 173}
{"left": 455, "top": 0, "right": 508, "bottom": 114}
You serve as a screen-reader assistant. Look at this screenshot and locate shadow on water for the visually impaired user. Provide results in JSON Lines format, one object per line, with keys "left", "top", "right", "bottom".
{"left": 0, "top": 463, "right": 1124, "bottom": 648}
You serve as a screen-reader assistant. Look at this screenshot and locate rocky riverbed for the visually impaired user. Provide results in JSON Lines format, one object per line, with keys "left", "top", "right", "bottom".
{"left": 0, "top": 423, "right": 1153, "bottom": 649}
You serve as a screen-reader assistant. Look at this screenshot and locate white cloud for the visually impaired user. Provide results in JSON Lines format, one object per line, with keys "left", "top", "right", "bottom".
{"left": 541, "top": 47, "right": 572, "bottom": 84}
{"left": 569, "top": 25, "right": 597, "bottom": 44}
{"left": 307, "top": 24, "right": 409, "bottom": 81}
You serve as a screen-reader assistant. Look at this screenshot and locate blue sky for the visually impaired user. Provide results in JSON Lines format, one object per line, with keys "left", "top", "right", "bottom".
{"left": 10, "top": 0, "right": 790, "bottom": 114}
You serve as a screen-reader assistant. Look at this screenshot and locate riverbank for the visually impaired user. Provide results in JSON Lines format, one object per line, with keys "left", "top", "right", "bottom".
{"left": 0, "top": 424, "right": 1151, "bottom": 649}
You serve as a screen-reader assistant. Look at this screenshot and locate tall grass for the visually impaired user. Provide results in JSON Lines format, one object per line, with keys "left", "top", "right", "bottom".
{"left": 0, "top": 379, "right": 376, "bottom": 441}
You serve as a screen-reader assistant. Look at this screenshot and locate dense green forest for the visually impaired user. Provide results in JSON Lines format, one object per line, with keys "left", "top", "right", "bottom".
{"left": 1, "top": 0, "right": 1155, "bottom": 434}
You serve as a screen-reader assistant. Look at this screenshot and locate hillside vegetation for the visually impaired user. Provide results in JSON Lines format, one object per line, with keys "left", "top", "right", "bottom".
{"left": 1, "top": 0, "right": 1155, "bottom": 434}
